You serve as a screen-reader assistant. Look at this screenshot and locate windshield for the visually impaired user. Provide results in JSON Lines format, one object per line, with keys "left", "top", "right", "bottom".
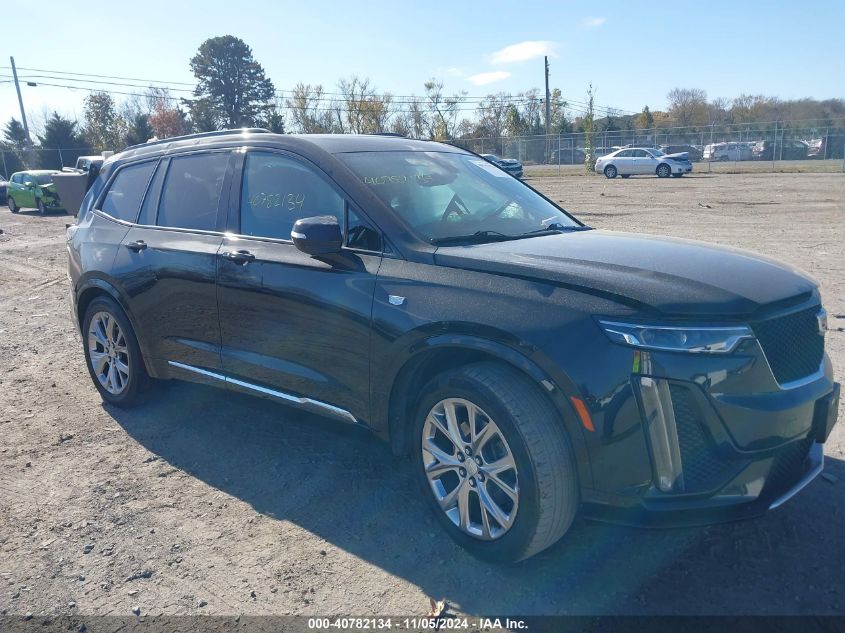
{"left": 32, "top": 173, "right": 54, "bottom": 185}
{"left": 338, "top": 151, "right": 579, "bottom": 242}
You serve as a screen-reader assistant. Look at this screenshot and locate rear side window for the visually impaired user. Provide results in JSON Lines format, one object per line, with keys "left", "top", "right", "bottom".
{"left": 240, "top": 152, "right": 343, "bottom": 240}
{"left": 157, "top": 152, "right": 229, "bottom": 231}
{"left": 100, "top": 161, "right": 157, "bottom": 222}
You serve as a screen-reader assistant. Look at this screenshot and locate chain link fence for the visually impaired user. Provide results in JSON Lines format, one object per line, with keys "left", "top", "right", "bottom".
{"left": 3, "top": 118, "right": 845, "bottom": 178}
{"left": 448, "top": 118, "right": 845, "bottom": 173}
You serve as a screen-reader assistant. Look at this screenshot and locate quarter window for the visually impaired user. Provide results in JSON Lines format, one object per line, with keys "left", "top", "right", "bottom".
{"left": 100, "top": 161, "right": 156, "bottom": 222}
{"left": 157, "top": 152, "right": 229, "bottom": 231}
{"left": 346, "top": 207, "right": 381, "bottom": 252}
{"left": 240, "top": 152, "right": 343, "bottom": 240}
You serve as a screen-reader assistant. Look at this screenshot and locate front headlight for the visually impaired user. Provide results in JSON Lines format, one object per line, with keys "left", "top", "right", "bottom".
{"left": 597, "top": 319, "right": 753, "bottom": 353}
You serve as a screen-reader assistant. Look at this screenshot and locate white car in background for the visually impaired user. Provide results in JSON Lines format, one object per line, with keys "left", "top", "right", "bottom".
{"left": 702, "top": 142, "right": 754, "bottom": 161}
{"left": 595, "top": 147, "right": 693, "bottom": 179}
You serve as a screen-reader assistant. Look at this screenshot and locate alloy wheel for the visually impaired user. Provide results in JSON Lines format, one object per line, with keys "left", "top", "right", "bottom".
{"left": 87, "top": 311, "right": 130, "bottom": 395}
{"left": 421, "top": 398, "right": 519, "bottom": 540}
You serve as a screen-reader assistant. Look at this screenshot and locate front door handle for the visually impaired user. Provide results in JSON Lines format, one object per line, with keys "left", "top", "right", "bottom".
{"left": 222, "top": 250, "right": 255, "bottom": 265}
{"left": 126, "top": 240, "right": 147, "bottom": 252}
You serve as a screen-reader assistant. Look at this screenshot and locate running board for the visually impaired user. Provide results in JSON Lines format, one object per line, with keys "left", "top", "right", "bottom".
{"left": 167, "top": 360, "right": 358, "bottom": 425}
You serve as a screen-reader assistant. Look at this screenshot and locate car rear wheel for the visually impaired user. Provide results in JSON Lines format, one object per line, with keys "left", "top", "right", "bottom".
{"left": 82, "top": 296, "right": 149, "bottom": 407}
{"left": 37, "top": 199, "right": 47, "bottom": 216}
{"left": 8, "top": 196, "right": 18, "bottom": 213}
{"left": 413, "top": 362, "right": 579, "bottom": 562}
{"left": 656, "top": 164, "right": 671, "bottom": 178}
{"left": 603, "top": 165, "right": 617, "bottom": 179}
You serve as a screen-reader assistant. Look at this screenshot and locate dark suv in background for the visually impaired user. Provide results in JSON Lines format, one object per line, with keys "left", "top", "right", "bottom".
{"left": 67, "top": 130, "right": 839, "bottom": 562}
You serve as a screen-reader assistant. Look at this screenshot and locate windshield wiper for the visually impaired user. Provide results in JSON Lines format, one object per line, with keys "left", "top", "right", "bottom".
{"left": 520, "top": 223, "right": 592, "bottom": 237}
{"left": 431, "top": 230, "right": 516, "bottom": 245}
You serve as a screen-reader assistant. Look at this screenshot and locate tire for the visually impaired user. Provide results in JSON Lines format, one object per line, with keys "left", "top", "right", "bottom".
{"left": 37, "top": 199, "right": 47, "bottom": 216}
{"left": 656, "top": 164, "right": 671, "bottom": 178}
{"left": 81, "top": 296, "right": 149, "bottom": 407}
{"left": 603, "top": 165, "right": 617, "bottom": 179}
{"left": 8, "top": 196, "right": 18, "bottom": 213}
{"left": 620, "top": 174, "right": 631, "bottom": 179}
{"left": 671, "top": 173, "right": 684, "bottom": 178}
{"left": 413, "top": 362, "right": 579, "bottom": 563}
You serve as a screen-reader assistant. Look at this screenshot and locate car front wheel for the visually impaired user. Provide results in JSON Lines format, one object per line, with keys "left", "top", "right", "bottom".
{"left": 656, "top": 164, "right": 671, "bottom": 178}
{"left": 82, "top": 296, "right": 149, "bottom": 407}
{"left": 8, "top": 196, "right": 18, "bottom": 213}
{"left": 603, "top": 165, "right": 617, "bottom": 179}
{"left": 414, "top": 362, "right": 579, "bottom": 562}
{"left": 37, "top": 199, "right": 47, "bottom": 216}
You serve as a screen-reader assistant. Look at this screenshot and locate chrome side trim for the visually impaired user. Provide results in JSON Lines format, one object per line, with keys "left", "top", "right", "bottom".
{"left": 167, "top": 360, "right": 358, "bottom": 425}
{"left": 768, "top": 442, "right": 824, "bottom": 510}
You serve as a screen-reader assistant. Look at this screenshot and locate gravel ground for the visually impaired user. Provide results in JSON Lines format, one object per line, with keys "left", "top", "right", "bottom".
{"left": 0, "top": 172, "right": 843, "bottom": 618}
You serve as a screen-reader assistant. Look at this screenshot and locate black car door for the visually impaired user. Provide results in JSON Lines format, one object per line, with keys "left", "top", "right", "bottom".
{"left": 110, "top": 150, "right": 234, "bottom": 371}
{"left": 216, "top": 149, "right": 383, "bottom": 424}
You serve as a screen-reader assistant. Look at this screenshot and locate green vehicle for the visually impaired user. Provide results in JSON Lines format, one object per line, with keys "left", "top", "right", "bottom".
{"left": 7, "top": 170, "right": 66, "bottom": 215}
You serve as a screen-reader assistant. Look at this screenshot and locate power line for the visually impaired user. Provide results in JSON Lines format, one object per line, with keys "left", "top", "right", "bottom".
{"left": 1, "top": 63, "right": 637, "bottom": 115}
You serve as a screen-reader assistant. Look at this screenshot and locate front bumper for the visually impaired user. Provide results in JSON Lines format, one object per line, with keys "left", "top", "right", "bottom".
{"left": 671, "top": 162, "right": 693, "bottom": 173}
{"left": 571, "top": 303, "right": 838, "bottom": 527}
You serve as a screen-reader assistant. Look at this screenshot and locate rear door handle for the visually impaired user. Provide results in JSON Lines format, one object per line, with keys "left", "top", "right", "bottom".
{"left": 126, "top": 240, "right": 147, "bottom": 252}
{"left": 222, "top": 250, "right": 255, "bottom": 264}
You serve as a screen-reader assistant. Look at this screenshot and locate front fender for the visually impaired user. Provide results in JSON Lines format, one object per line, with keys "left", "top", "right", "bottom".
{"left": 376, "top": 328, "right": 594, "bottom": 488}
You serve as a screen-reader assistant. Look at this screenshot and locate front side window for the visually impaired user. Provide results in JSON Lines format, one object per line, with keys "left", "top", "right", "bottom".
{"left": 33, "top": 173, "right": 54, "bottom": 185}
{"left": 239, "top": 152, "right": 343, "bottom": 240}
{"left": 100, "top": 161, "right": 156, "bottom": 222}
{"left": 157, "top": 152, "right": 229, "bottom": 231}
{"left": 338, "top": 151, "right": 578, "bottom": 243}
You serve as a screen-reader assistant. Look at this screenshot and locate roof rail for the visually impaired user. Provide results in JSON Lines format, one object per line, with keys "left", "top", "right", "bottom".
{"left": 125, "top": 128, "right": 272, "bottom": 152}
{"left": 365, "top": 132, "right": 406, "bottom": 138}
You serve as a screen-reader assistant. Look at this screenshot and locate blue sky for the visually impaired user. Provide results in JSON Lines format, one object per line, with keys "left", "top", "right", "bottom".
{"left": 2, "top": 0, "right": 843, "bottom": 132}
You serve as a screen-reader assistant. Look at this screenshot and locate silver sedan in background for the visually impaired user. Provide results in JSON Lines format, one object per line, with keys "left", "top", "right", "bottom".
{"left": 595, "top": 147, "right": 693, "bottom": 179}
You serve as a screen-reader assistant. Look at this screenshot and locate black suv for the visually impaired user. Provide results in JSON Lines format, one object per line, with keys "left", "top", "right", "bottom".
{"left": 68, "top": 129, "right": 839, "bottom": 562}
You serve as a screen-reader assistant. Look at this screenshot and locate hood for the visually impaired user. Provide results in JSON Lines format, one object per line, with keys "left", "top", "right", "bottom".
{"left": 664, "top": 152, "right": 689, "bottom": 160}
{"left": 39, "top": 182, "right": 58, "bottom": 194}
{"left": 497, "top": 158, "right": 521, "bottom": 166}
{"left": 434, "top": 230, "right": 816, "bottom": 317}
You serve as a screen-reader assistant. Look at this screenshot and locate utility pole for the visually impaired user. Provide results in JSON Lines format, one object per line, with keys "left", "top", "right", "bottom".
{"left": 544, "top": 56, "right": 551, "bottom": 164}
{"left": 10, "top": 57, "right": 33, "bottom": 147}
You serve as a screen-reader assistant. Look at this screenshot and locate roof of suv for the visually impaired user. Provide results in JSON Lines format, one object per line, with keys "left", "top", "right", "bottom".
{"left": 117, "top": 130, "right": 460, "bottom": 164}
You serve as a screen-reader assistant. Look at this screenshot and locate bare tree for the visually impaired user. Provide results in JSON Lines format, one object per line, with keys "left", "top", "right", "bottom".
{"left": 423, "top": 79, "right": 466, "bottom": 139}
{"left": 287, "top": 83, "right": 334, "bottom": 133}
{"left": 478, "top": 92, "right": 511, "bottom": 145}
{"left": 666, "top": 88, "right": 709, "bottom": 127}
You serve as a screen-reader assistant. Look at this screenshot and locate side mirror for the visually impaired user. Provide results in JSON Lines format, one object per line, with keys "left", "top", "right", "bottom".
{"left": 291, "top": 215, "right": 343, "bottom": 256}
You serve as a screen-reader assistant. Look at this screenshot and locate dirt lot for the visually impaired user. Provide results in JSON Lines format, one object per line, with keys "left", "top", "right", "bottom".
{"left": 1, "top": 172, "right": 843, "bottom": 618}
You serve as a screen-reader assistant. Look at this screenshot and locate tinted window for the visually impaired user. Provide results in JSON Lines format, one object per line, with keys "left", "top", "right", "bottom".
{"left": 100, "top": 161, "right": 156, "bottom": 222}
{"left": 240, "top": 152, "right": 343, "bottom": 240}
{"left": 137, "top": 160, "right": 166, "bottom": 226}
{"left": 157, "top": 152, "right": 229, "bottom": 231}
{"left": 346, "top": 208, "right": 381, "bottom": 252}
{"left": 616, "top": 150, "right": 633, "bottom": 157}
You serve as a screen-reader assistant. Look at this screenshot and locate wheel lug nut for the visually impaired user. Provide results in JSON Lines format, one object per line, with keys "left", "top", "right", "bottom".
{"left": 469, "top": 477, "right": 476, "bottom": 487}
{"left": 477, "top": 473, "right": 485, "bottom": 482}
{"left": 459, "top": 467, "right": 466, "bottom": 478}
{"left": 457, "top": 453, "right": 465, "bottom": 462}
{"left": 464, "top": 447, "right": 472, "bottom": 456}
{"left": 475, "top": 456, "right": 482, "bottom": 465}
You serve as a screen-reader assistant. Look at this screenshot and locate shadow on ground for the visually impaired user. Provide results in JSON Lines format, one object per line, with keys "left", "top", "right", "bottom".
{"left": 107, "top": 381, "right": 845, "bottom": 615}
